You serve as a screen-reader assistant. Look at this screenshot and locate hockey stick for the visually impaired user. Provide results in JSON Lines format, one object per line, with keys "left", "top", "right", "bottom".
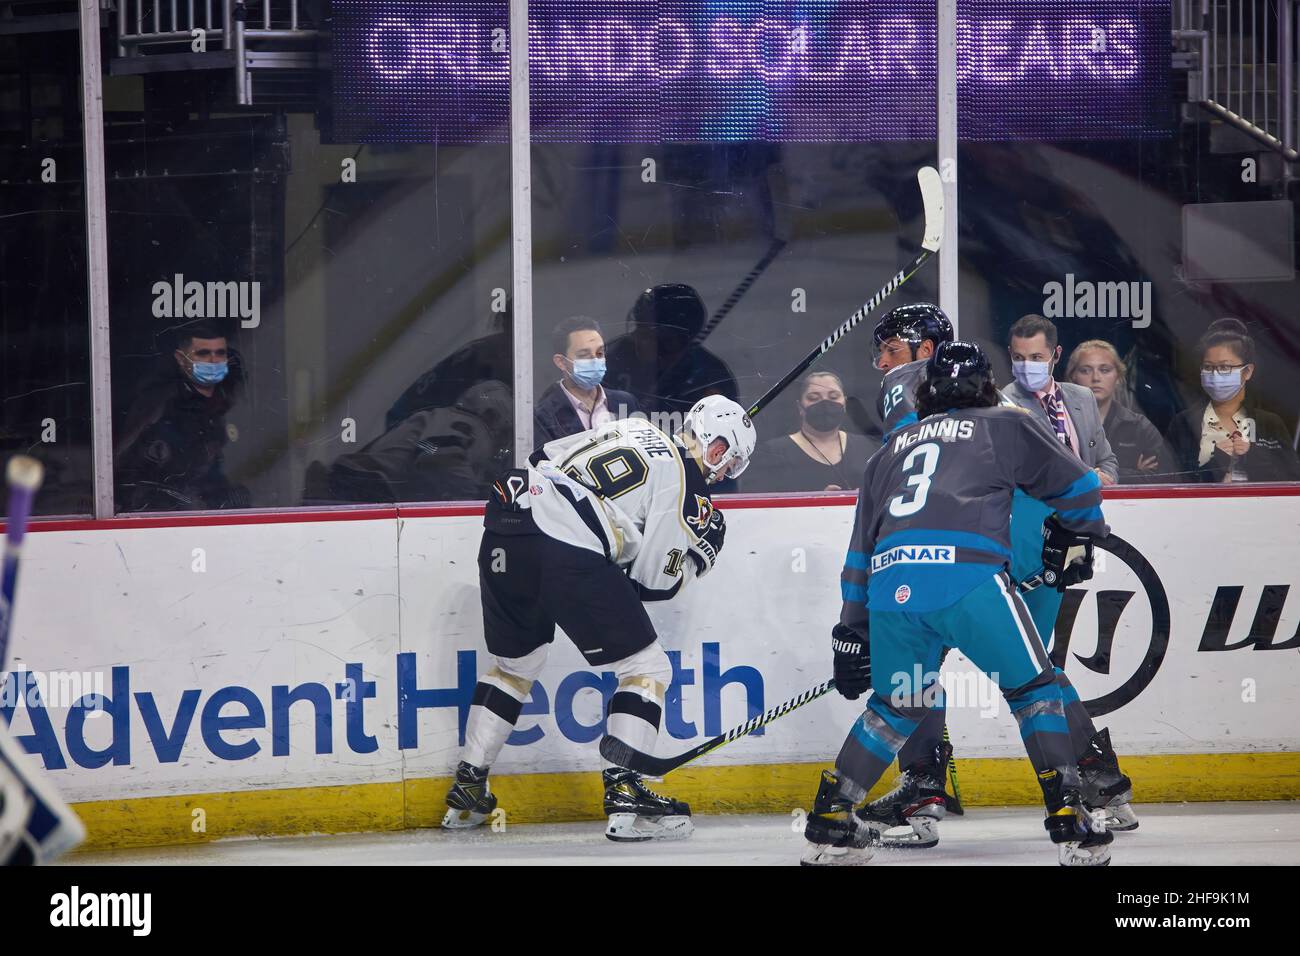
{"left": 692, "top": 237, "right": 789, "bottom": 347}
{"left": 0, "top": 454, "right": 87, "bottom": 864}
{"left": 0, "top": 455, "right": 44, "bottom": 669}
{"left": 744, "top": 165, "right": 944, "bottom": 420}
{"left": 604, "top": 168, "right": 943, "bottom": 771}
{"left": 942, "top": 723, "right": 965, "bottom": 816}
{"left": 692, "top": 164, "right": 795, "bottom": 348}
{"left": 599, "top": 678, "right": 836, "bottom": 777}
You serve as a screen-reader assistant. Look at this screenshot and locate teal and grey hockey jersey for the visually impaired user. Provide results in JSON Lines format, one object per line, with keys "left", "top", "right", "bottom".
{"left": 840, "top": 405, "right": 1108, "bottom": 621}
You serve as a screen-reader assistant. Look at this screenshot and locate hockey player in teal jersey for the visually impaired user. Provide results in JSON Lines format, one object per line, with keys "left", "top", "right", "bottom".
{"left": 867, "top": 306, "right": 1136, "bottom": 846}
{"left": 803, "top": 342, "right": 1114, "bottom": 867}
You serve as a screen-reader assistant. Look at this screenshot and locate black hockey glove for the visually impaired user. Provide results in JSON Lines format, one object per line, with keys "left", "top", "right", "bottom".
{"left": 1040, "top": 514, "right": 1095, "bottom": 591}
{"left": 490, "top": 468, "right": 531, "bottom": 511}
{"left": 831, "top": 622, "right": 871, "bottom": 701}
{"left": 687, "top": 506, "right": 726, "bottom": 577}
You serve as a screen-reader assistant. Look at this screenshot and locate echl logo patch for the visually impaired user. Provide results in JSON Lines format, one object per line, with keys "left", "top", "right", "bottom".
{"left": 686, "top": 494, "right": 714, "bottom": 530}
{"left": 894, "top": 585, "right": 912, "bottom": 604}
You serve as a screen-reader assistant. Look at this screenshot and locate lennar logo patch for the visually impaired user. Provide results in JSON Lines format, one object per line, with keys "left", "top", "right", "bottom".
{"left": 871, "top": 545, "right": 955, "bottom": 573}
{"left": 49, "top": 886, "right": 151, "bottom": 936}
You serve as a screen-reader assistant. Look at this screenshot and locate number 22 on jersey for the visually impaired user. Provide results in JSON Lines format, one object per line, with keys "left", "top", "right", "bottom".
{"left": 888, "top": 442, "right": 941, "bottom": 517}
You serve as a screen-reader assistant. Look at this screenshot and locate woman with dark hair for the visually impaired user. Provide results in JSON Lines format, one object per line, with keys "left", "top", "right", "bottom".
{"left": 1166, "top": 318, "right": 1300, "bottom": 483}
{"left": 743, "top": 370, "right": 878, "bottom": 492}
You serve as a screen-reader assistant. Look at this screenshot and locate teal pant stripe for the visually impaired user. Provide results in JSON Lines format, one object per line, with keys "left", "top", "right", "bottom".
{"left": 1018, "top": 712, "right": 1071, "bottom": 738}
{"left": 867, "top": 694, "right": 921, "bottom": 739}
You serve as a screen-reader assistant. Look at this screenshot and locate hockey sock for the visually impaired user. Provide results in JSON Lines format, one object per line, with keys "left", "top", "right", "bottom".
{"left": 833, "top": 693, "right": 925, "bottom": 804}
{"left": 1054, "top": 668, "right": 1098, "bottom": 762}
{"left": 463, "top": 667, "right": 534, "bottom": 769}
{"left": 605, "top": 678, "right": 665, "bottom": 765}
{"left": 896, "top": 702, "right": 946, "bottom": 771}
{"left": 1005, "top": 671, "right": 1082, "bottom": 792}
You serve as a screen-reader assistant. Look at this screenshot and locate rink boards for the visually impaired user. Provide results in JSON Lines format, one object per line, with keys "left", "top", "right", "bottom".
{"left": 3, "top": 492, "right": 1299, "bottom": 849}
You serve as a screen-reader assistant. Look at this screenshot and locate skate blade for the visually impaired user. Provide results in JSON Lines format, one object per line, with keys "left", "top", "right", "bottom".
{"left": 1104, "top": 803, "right": 1139, "bottom": 831}
{"left": 440, "top": 806, "right": 491, "bottom": 830}
{"left": 1059, "top": 842, "right": 1112, "bottom": 866}
{"left": 879, "top": 825, "right": 939, "bottom": 850}
{"left": 605, "top": 812, "right": 694, "bottom": 843}
{"left": 878, "top": 807, "right": 942, "bottom": 849}
{"left": 800, "top": 842, "right": 874, "bottom": 866}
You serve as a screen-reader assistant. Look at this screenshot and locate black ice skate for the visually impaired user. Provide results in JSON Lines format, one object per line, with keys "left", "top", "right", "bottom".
{"left": 801, "top": 770, "right": 883, "bottom": 866}
{"left": 1078, "top": 728, "right": 1139, "bottom": 831}
{"left": 1039, "top": 769, "right": 1114, "bottom": 866}
{"left": 859, "top": 742, "right": 953, "bottom": 849}
{"left": 441, "top": 761, "right": 498, "bottom": 830}
{"left": 603, "top": 768, "right": 693, "bottom": 842}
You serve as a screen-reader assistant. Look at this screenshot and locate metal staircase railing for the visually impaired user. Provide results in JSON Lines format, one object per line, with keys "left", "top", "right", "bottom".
{"left": 1175, "top": 0, "right": 1300, "bottom": 162}
{"left": 114, "top": 0, "right": 319, "bottom": 105}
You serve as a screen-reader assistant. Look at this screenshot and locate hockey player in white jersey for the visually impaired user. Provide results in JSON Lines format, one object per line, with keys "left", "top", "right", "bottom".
{"left": 441, "top": 396, "right": 756, "bottom": 842}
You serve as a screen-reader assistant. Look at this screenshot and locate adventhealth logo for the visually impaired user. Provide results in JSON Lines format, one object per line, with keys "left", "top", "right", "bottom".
{"left": 0, "top": 645, "right": 763, "bottom": 768}
{"left": 50, "top": 887, "right": 151, "bottom": 936}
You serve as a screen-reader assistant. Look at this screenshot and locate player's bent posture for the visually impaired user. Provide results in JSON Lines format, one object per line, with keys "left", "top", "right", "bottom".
{"left": 805, "top": 342, "right": 1114, "bottom": 867}
{"left": 0, "top": 722, "right": 85, "bottom": 865}
{"left": 441, "top": 396, "right": 756, "bottom": 842}
{"left": 866, "top": 305, "right": 1136, "bottom": 849}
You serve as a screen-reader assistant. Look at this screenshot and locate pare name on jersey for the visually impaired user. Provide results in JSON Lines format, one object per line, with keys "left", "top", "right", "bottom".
{"left": 893, "top": 418, "right": 976, "bottom": 453}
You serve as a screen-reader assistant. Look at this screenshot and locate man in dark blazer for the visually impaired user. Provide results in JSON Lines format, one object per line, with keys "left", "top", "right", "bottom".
{"left": 534, "top": 317, "right": 640, "bottom": 450}
{"left": 1002, "top": 315, "right": 1119, "bottom": 484}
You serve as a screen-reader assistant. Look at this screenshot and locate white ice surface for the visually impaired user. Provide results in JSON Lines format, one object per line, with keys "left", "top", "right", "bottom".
{"left": 65, "top": 802, "right": 1300, "bottom": 866}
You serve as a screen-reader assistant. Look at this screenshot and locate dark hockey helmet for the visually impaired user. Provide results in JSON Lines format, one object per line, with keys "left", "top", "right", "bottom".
{"left": 923, "top": 341, "right": 993, "bottom": 409}
{"left": 871, "top": 303, "right": 954, "bottom": 362}
{"left": 628, "top": 283, "right": 708, "bottom": 338}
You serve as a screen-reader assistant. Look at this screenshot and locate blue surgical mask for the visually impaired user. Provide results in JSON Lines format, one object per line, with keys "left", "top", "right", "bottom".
{"left": 192, "top": 361, "right": 229, "bottom": 386}
{"left": 569, "top": 358, "right": 606, "bottom": 390}
{"left": 1012, "top": 360, "right": 1054, "bottom": 393}
{"left": 1201, "top": 368, "right": 1243, "bottom": 403}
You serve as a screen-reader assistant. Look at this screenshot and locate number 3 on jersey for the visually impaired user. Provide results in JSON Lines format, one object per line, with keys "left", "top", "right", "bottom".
{"left": 888, "top": 442, "right": 940, "bottom": 517}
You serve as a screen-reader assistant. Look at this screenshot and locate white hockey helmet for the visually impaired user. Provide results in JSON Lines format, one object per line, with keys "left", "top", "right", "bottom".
{"left": 682, "top": 395, "right": 757, "bottom": 480}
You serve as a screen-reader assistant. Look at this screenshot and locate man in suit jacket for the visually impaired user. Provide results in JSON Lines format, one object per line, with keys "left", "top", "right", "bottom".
{"left": 534, "top": 317, "right": 640, "bottom": 450}
{"left": 1002, "top": 315, "right": 1119, "bottom": 484}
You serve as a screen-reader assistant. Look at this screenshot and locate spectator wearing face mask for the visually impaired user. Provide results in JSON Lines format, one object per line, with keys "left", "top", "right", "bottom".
{"left": 533, "top": 317, "right": 640, "bottom": 449}
{"left": 1001, "top": 314, "right": 1119, "bottom": 485}
{"left": 742, "top": 370, "right": 878, "bottom": 492}
{"left": 1065, "top": 339, "right": 1170, "bottom": 483}
{"left": 1166, "top": 318, "right": 1300, "bottom": 483}
{"left": 114, "top": 321, "right": 249, "bottom": 511}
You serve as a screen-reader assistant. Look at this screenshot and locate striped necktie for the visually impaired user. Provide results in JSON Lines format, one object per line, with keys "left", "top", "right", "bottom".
{"left": 1041, "top": 389, "right": 1073, "bottom": 451}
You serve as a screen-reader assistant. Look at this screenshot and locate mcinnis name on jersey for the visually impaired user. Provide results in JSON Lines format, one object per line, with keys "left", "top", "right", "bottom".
{"left": 893, "top": 417, "right": 976, "bottom": 453}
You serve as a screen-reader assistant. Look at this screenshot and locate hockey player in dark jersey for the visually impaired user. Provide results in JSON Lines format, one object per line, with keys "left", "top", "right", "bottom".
{"left": 866, "top": 306, "right": 1136, "bottom": 847}
{"left": 802, "top": 342, "right": 1115, "bottom": 866}
{"left": 441, "top": 396, "right": 757, "bottom": 842}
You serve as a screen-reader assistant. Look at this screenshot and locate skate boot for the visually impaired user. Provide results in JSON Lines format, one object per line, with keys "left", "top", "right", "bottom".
{"left": 859, "top": 742, "right": 952, "bottom": 849}
{"left": 603, "top": 768, "right": 693, "bottom": 842}
{"left": 441, "top": 761, "right": 498, "bottom": 830}
{"left": 1078, "top": 728, "right": 1138, "bottom": 832}
{"left": 1039, "top": 769, "right": 1113, "bottom": 866}
{"left": 801, "top": 770, "right": 883, "bottom": 866}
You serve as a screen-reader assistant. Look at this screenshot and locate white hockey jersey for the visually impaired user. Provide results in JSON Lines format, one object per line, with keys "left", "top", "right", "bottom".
{"left": 519, "top": 418, "right": 717, "bottom": 601}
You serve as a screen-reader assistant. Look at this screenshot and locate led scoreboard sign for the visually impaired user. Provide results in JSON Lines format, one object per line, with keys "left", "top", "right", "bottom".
{"left": 329, "top": 0, "right": 1171, "bottom": 143}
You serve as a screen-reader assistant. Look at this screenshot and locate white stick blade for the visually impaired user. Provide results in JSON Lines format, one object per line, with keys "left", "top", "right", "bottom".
{"left": 917, "top": 166, "right": 945, "bottom": 252}
{"left": 6, "top": 455, "right": 44, "bottom": 493}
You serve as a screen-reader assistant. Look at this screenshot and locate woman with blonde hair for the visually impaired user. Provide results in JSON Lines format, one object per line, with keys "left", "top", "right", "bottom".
{"left": 1065, "top": 339, "right": 1169, "bottom": 482}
